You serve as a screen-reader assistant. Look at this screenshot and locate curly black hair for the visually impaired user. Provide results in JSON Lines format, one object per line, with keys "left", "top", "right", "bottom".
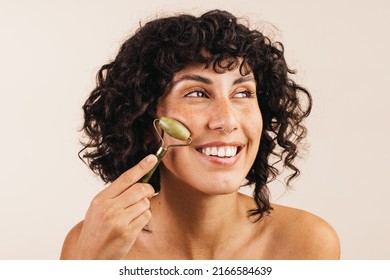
{"left": 80, "top": 10, "right": 312, "bottom": 221}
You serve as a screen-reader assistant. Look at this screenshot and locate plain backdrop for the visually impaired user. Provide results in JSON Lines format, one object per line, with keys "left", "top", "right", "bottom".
{"left": 0, "top": 0, "right": 389, "bottom": 259}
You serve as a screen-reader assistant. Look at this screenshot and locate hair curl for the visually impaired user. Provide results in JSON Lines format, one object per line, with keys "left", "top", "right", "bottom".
{"left": 80, "top": 10, "right": 312, "bottom": 221}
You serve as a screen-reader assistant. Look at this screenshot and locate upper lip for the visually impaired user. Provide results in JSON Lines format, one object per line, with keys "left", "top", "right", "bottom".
{"left": 194, "top": 141, "right": 245, "bottom": 149}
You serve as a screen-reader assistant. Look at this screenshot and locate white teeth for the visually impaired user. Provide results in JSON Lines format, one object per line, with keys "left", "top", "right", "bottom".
{"left": 217, "top": 147, "right": 225, "bottom": 157}
{"left": 225, "top": 146, "right": 232, "bottom": 157}
{"left": 200, "top": 146, "right": 239, "bottom": 158}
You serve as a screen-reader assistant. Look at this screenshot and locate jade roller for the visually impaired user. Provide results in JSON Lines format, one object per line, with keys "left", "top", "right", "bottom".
{"left": 139, "top": 117, "right": 192, "bottom": 183}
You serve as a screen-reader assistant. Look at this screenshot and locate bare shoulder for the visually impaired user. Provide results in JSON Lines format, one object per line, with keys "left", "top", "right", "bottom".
{"left": 262, "top": 204, "right": 340, "bottom": 259}
{"left": 60, "top": 221, "right": 84, "bottom": 259}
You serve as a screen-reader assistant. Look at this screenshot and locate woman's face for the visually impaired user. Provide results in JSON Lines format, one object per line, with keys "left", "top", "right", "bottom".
{"left": 157, "top": 62, "right": 262, "bottom": 194}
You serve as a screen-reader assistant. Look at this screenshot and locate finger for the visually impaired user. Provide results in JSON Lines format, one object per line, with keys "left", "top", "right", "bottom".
{"left": 114, "top": 183, "right": 154, "bottom": 209}
{"left": 127, "top": 209, "right": 152, "bottom": 233}
{"left": 121, "top": 197, "right": 151, "bottom": 223}
{"left": 103, "top": 154, "right": 157, "bottom": 198}
{"left": 118, "top": 209, "right": 152, "bottom": 246}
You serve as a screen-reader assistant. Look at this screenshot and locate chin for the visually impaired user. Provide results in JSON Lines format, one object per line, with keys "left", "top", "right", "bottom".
{"left": 188, "top": 177, "right": 244, "bottom": 195}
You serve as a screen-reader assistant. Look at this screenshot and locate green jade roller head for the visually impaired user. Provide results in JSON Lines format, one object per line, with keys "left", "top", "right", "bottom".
{"left": 139, "top": 117, "right": 192, "bottom": 183}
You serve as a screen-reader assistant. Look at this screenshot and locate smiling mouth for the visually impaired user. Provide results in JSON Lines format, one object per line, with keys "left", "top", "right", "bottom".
{"left": 195, "top": 145, "right": 243, "bottom": 158}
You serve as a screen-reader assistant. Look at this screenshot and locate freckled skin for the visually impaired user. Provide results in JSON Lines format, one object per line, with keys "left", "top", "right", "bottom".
{"left": 157, "top": 64, "right": 262, "bottom": 195}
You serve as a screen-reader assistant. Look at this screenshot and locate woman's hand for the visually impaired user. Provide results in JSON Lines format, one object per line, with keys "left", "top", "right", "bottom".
{"left": 61, "top": 154, "right": 157, "bottom": 259}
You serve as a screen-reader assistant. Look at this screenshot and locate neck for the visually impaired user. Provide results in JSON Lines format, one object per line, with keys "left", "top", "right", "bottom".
{"left": 149, "top": 173, "right": 252, "bottom": 259}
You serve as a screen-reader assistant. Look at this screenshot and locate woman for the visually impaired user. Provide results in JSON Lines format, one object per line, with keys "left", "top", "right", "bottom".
{"left": 61, "top": 10, "right": 340, "bottom": 259}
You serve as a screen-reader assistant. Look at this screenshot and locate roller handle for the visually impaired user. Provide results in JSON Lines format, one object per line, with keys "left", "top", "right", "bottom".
{"left": 138, "top": 147, "right": 168, "bottom": 183}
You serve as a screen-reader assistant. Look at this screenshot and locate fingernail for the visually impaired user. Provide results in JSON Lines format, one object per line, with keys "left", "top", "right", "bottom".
{"left": 145, "top": 154, "right": 157, "bottom": 164}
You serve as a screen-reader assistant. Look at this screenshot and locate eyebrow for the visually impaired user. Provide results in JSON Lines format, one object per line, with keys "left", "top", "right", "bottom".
{"left": 172, "top": 74, "right": 212, "bottom": 86}
{"left": 232, "top": 75, "right": 256, "bottom": 85}
{"left": 172, "top": 74, "right": 256, "bottom": 87}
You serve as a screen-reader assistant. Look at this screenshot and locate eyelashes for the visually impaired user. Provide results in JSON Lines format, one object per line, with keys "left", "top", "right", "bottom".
{"left": 234, "top": 90, "right": 256, "bottom": 98}
{"left": 184, "top": 89, "right": 256, "bottom": 99}
{"left": 184, "top": 90, "right": 208, "bottom": 98}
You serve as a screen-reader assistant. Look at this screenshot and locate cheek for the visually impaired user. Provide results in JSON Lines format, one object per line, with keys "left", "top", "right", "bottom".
{"left": 254, "top": 113, "right": 263, "bottom": 134}
{"left": 157, "top": 105, "right": 203, "bottom": 145}
{"left": 244, "top": 110, "right": 263, "bottom": 164}
{"left": 243, "top": 106, "right": 263, "bottom": 136}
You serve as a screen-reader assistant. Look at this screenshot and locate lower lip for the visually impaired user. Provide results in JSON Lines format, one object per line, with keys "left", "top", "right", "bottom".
{"left": 195, "top": 148, "right": 242, "bottom": 166}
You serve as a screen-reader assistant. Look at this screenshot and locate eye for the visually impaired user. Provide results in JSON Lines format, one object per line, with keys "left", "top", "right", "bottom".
{"left": 234, "top": 90, "right": 255, "bottom": 98}
{"left": 184, "top": 90, "right": 209, "bottom": 98}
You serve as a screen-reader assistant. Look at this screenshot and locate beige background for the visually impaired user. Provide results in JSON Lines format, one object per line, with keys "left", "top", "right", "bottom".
{"left": 0, "top": 0, "right": 389, "bottom": 259}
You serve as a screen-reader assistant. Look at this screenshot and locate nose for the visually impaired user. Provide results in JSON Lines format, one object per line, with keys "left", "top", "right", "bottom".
{"left": 208, "top": 99, "right": 238, "bottom": 133}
